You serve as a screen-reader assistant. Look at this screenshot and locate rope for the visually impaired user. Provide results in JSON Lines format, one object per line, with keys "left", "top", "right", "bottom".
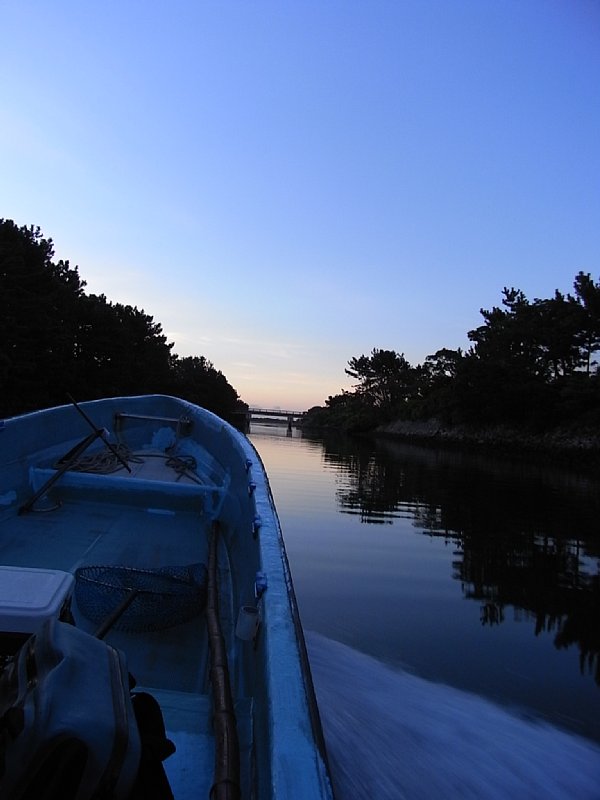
{"left": 165, "top": 454, "right": 203, "bottom": 483}
{"left": 57, "top": 444, "right": 140, "bottom": 474}
{"left": 58, "top": 448, "right": 203, "bottom": 484}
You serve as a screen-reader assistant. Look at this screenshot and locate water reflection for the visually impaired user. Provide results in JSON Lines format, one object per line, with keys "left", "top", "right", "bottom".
{"left": 308, "top": 432, "right": 600, "bottom": 685}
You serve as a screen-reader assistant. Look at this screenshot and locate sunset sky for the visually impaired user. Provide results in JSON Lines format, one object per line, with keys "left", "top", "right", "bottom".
{"left": 2, "top": 1, "right": 599, "bottom": 409}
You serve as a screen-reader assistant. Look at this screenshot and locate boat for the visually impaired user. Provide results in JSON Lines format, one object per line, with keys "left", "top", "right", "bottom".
{"left": 0, "top": 395, "right": 335, "bottom": 800}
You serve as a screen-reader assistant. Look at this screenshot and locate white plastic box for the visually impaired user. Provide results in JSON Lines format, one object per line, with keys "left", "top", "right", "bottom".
{"left": 0, "top": 565, "right": 74, "bottom": 633}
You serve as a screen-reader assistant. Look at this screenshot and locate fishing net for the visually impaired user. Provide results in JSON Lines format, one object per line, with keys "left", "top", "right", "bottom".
{"left": 75, "top": 563, "right": 207, "bottom": 632}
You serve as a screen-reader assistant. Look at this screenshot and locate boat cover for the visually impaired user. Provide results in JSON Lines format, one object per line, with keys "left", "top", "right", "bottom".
{"left": 0, "top": 618, "right": 141, "bottom": 800}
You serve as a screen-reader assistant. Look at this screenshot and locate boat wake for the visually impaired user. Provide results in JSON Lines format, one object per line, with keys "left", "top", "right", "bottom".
{"left": 306, "top": 633, "right": 600, "bottom": 800}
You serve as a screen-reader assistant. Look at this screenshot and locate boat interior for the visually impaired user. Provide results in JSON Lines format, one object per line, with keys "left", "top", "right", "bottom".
{"left": 0, "top": 409, "right": 259, "bottom": 799}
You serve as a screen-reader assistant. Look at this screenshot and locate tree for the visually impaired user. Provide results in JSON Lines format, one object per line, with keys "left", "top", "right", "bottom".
{"left": 462, "top": 279, "right": 600, "bottom": 425}
{"left": 468, "top": 281, "right": 599, "bottom": 382}
{"left": 69, "top": 294, "right": 175, "bottom": 400}
{"left": 0, "top": 219, "right": 244, "bottom": 419}
{"left": 418, "top": 348, "right": 465, "bottom": 422}
{"left": 0, "top": 220, "right": 87, "bottom": 415}
{"left": 307, "top": 272, "right": 600, "bottom": 432}
{"left": 571, "top": 272, "right": 600, "bottom": 374}
{"left": 345, "top": 349, "right": 417, "bottom": 417}
{"left": 169, "top": 356, "right": 244, "bottom": 420}
{"left": 423, "top": 348, "right": 463, "bottom": 382}
{"left": 468, "top": 288, "right": 541, "bottom": 376}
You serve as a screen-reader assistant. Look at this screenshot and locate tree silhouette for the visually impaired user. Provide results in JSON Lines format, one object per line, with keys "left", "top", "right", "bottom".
{"left": 345, "top": 349, "right": 421, "bottom": 421}
{"left": 0, "top": 221, "right": 86, "bottom": 414}
{"left": 0, "top": 219, "right": 244, "bottom": 419}
{"left": 305, "top": 273, "right": 600, "bottom": 432}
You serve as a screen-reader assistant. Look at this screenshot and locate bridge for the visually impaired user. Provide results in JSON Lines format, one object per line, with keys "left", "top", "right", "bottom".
{"left": 248, "top": 407, "right": 306, "bottom": 419}
{"left": 246, "top": 407, "right": 306, "bottom": 431}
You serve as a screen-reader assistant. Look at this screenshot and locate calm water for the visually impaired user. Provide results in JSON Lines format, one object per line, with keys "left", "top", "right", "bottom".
{"left": 249, "top": 424, "right": 600, "bottom": 799}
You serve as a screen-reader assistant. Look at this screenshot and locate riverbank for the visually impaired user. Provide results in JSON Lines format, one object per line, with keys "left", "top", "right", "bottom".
{"left": 373, "top": 418, "right": 600, "bottom": 464}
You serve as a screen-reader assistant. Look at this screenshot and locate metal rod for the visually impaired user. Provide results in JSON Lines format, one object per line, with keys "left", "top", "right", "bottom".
{"left": 67, "top": 394, "right": 131, "bottom": 473}
{"left": 18, "top": 430, "right": 101, "bottom": 514}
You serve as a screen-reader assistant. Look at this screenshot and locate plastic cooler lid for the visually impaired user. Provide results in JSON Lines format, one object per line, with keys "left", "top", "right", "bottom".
{"left": 0, "top": 565, "right": 74, "bottom": 632}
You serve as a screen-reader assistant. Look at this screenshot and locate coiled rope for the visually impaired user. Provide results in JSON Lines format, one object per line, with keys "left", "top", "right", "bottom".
{"left": 61, "top": 444, "right": 141, "bottom": 474}
{"left": 59, "top": 448, "right": 203, "bottom": 484}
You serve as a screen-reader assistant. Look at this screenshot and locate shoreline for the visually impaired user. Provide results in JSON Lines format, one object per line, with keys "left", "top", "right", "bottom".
{"left": 371, "top": 418, "right": 600, "bottom": 465}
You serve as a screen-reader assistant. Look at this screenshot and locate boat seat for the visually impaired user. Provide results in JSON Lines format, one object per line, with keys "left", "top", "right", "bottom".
{"left": 27, "top": 467, "right": 226, "bottom": 514}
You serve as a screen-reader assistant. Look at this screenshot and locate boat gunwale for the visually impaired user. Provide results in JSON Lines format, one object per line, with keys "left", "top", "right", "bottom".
{"left": 0, "top": 394, "right": 336, "bottom": 799}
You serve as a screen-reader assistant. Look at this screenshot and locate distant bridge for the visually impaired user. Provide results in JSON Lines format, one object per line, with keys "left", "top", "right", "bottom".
{"left": 248, "top": 407, "right": 306, "bottom": 419}
{"left": 246, "top": 407, "right": 306, "bottom": 431}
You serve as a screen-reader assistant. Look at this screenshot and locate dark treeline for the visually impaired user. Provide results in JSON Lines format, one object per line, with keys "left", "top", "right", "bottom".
{"left": 0, "top": 220, "right": 246, "bottom": 420}
{"left": 305, "top": 274, "right": 600, "bottom": 434}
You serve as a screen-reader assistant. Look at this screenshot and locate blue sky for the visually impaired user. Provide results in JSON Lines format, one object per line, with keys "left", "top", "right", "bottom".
{"left": 2, "top": 1, "right": 599, "bottom": 409}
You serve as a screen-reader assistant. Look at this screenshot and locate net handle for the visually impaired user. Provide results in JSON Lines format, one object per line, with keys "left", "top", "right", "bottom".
{"left": 94, "top": 588, "right": 139, "bottom": 639}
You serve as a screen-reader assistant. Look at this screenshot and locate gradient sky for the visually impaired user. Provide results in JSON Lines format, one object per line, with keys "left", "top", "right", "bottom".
{"left": 2, "top": 1, "right": 599, "bottom": 410}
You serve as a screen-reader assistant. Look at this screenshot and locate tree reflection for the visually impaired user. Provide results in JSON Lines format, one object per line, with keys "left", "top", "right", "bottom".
{"left": 312, "top": 432, "right": 600, "bottom": 685}
{"left": 480, "top": 603, "right": 504, "bottom": 625}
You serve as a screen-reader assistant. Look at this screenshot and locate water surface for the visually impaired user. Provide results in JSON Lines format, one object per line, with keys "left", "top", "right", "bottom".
{"left": 249, "top": 425, "right": 600, "bottom": 797}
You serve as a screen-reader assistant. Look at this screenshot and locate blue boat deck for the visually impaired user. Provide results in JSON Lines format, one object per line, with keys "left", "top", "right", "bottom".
{"left": 0, "top": 471, "right": 229, "bottom": 798}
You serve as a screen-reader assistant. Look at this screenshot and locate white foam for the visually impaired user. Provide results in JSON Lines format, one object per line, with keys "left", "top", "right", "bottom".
{"left": 307, "top": 633, "right": 600, "bottom": 800}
